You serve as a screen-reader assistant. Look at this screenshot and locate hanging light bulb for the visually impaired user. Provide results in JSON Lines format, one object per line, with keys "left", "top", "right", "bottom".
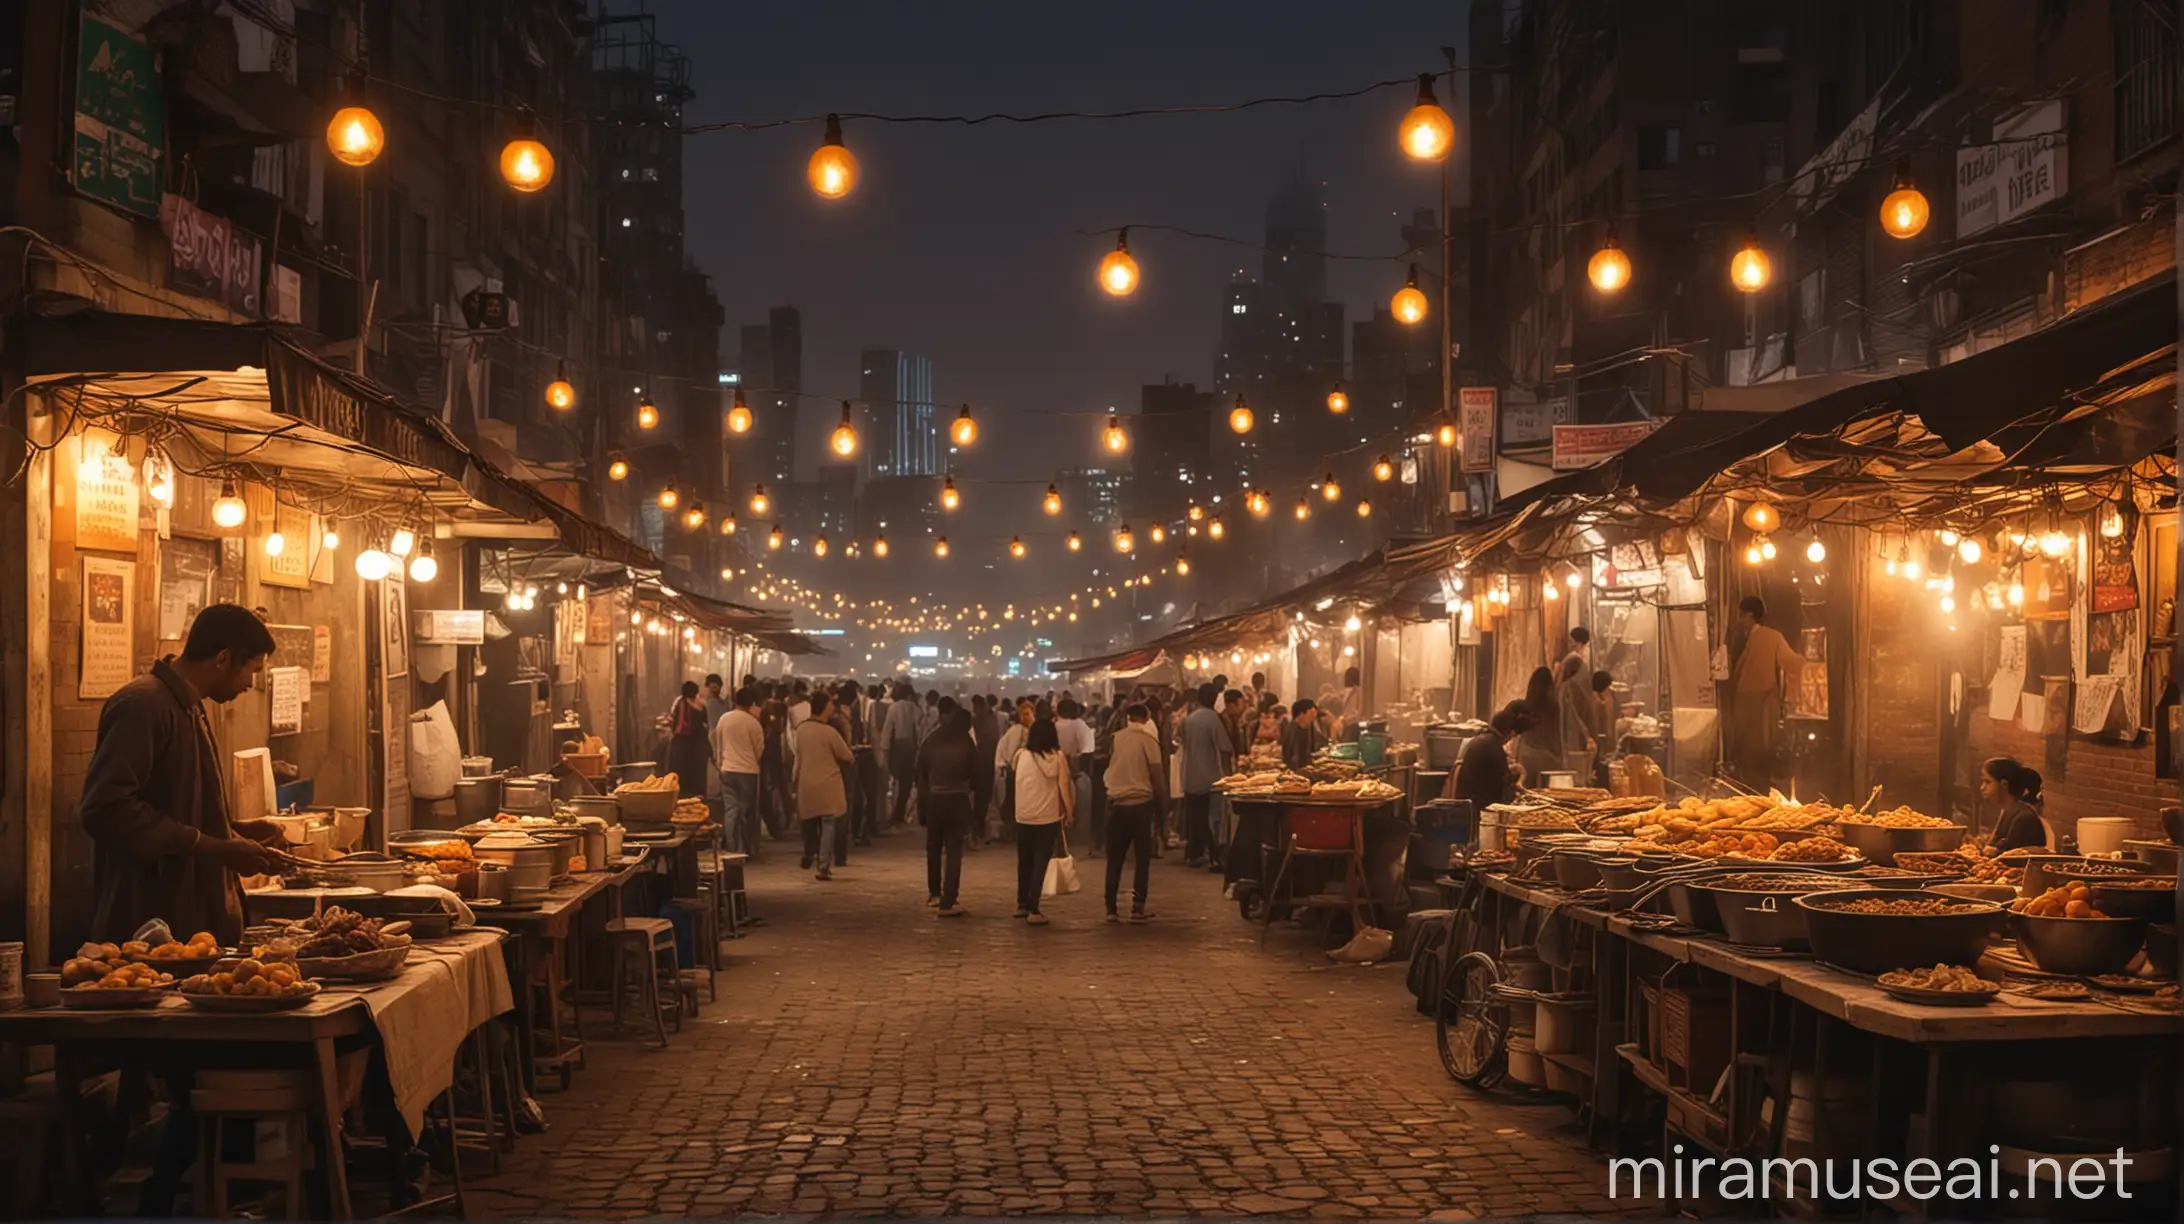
{"left": 2100, "top": 503, "right": 2127, "bottom": 539}
{"left": 1326, "top": 382, "right": 1350, "bottom": 414}
{"left": 1294, "top": 496, "right": 1311, "bottom": 521}
{"left": 1100, "top": 413, "right": 1130, "bottom": 454}
{"left": 1175, "top": 551, "right": 1191, "bottom": 576}
{"left": 1187, "top": 502, "right": 1205, "bottom": 522}
{"left": 355, "top": 542, "right": 392, "bottom": 581}
{"left": 1066, "top": 531, "right": 1083, "bottom": 552}
{"left": 658, "top": 483, "right": 681, "bottom": 511}
{"left": 1564, "top": 567, "right": 1584, "bottom": 590}
{"left": 813, "top": 534, "right": 830, "bottom": 558}
{"left": 750, "top": 484, "right": 771, "bottom": 515}
{"left": 2039, "top": 529, "right": 2070, "bottom": 558}
{"left": 2007, "top": 580, "right": 2026, "bottom": 606}
{"left": 939, "top": 476, "right": 961, "bottom": 511}
{"left": 1373, "top": 454, "right": 1395, "bottom": 482}
{"left": 1321, "top": 474, "right": 1342, "bottom": 503}
{"left": 498, "top": 110, "right": 555, "bottom": 192}
{"left": 1248, "top": 488, "right": 1271, "bottom": 517}
{"left": 1436, "top": 421, "right": 1458, "bottom": 448}
{"left": 726, "top": 388, "right": 752, "bottom": 435}
{"left": 408, "top": 540, "right": 438, "bottom": 582}
{"left": 263, "top": 531, "right": 286, "bottom": 558}
{"left": 1114, "top": 523, "right": 1135, "bottom": 553}
{"left": 1940, "top": 594, "right": 1957, "bottom": 614}
{"left": 1228, "top": 395, "right": 1255, "bottom": 434}
{"left": 934, "top": 536, "right": 951, "bottom": 558}
{"left": 1588, "top": 224, "right": 1632, "bottom": 293}
{"left": 1741, "top": 502, "right": 1780, "bottom": 533}
{"left": 326, "top": 90, "right": 385, "bottom": 167}
{"left": 767, "top": 526, "right": 784, "bottom": 551}
{"left": 321, "top": 527, "right": 340, "bottom": 551}
{"left": 1041, "top": 484, "right": 1063, "bottom": 516}
{"left": 808, "top": 114, "right": 859, "bottom": 199}
{"left": 1544, "top": 579, "right": 1560, "bottom": 602}
{"left": 142, "top": 449, "right": 175, "bottom": 507}
{"left": 1098, "top": 228, "right": 1139, "bottom": 296}
{"left": 719, "top": 511, "right": 738, "bottom": 536}
{"left": 950, "top": 404, "right": 978, "bottom": 447}
{"left": 1356, "top": 498, "right": 1373, "bottom": 518}
{"left": 682, "top": 500, "right": 707, "bottom": 531}
{"left": 607, "top": 454, "right": 629, "bottom": 481}
{"left": 1806, "top": 538, "right": 1827, "bottom": 563}
{"left": 1958, "top": 538, "right": 1983, "bottom": 564}
{"left": 1760, "top": 536, "right": 1778, "bottom": 561}
{"left": 826, "top": 401, "right": 859, "bottom": 457}
{"left": 545, "top": 361, "right": 576, "bottom": 411}
{"left": 389, "top": 527, "right": 416, "bottom": 558}
{"left": 211, "top": 477, "right": 248, "bottom": 529}
{"left": 1744, "top": 543, "right": 1764, "bottom": 566}
{"left": 1880, "top": 161, "right": 1930, "bottom": 239}
{"left": 635, "top": 395, "right": 659, "bottom": 430}
{"left": 505, "top": 590, "right": 524, "bottom": 613}
{"left": 873, "top": 534, "right": 890, "bottom": 558}
{"left": 1398, "top": 72, "right": 1455, "bottom": 161}
{"left": 1904, "top": 555, "right": 1924, "bottom": 581}
{"left": 1149, "top": 523, "right": 1167, "bottom": 545}
{"left": 1009, "top": 536, "right": 1027, "bottom": 559}
{"left": 1731, "top": 226, "right": 1772, "bottom": 292}
{"left": 1208, "top": 515, "right": 1226, "bottom": 540}
{"left": 1391, "top": 265, "right": 1430, "bottom": 324}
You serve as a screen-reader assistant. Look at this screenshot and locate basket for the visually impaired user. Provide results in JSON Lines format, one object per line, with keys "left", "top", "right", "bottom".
{"left": 560, "top": 750, "right": 608, "bottom": 779}
{"left": 616, "top": 789, "right": 678, "bottom": 822}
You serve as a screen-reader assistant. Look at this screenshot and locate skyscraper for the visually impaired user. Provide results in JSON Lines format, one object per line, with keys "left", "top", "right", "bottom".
{"left": 860, "top": 348, "right": 938, "bottom": 478}
{"left": 736, "top": 306, "right": 800, "bottom": 489}
{"left": 1213, "top": 165, "right": 1345, "bottom": 487}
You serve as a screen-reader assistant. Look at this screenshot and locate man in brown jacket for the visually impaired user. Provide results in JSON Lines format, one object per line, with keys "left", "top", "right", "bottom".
{"left": 793, "top": 691, "right": 856, "bottom": 881}
{"left": 81, "top": 604, "right": 285, "bottom": 945}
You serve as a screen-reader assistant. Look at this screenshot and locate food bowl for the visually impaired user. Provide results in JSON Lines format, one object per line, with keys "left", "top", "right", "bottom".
{"left": 1593, "top": 857, "right": 1644, "bottom": 891}
{"left": 1553, "top": 850, "right": 1609, "bottom": 891}
{"left": 1834, "top": 822, "right": 1968, "bottom": 866}
{"left": 1709, "top": 889, "right": 1815, "bottom": 949}
{"left": 1793, "top": 889, "right": 2005, "bottom": 975}
{"left": 1847, "top": 866, "right": 1962, "bottom": 889}
{"left": 2009, "top": 912, "right": 2150, "bottom": 976}
{"left": 1929, "top": 882, "right": 2019, "bottom": 905}
{"left": 1667, "top": 881, "right": 1724, "bottom": 933}
{"left": 2122, "top": 839, "right": 2179, "bottom": 874}
{"left": 616, "top": 789, "right": 678, "bottom": 822}
{"left": 2078, "top": 877, "right": 2179, "bottom": 922}
{"left": 2021, "top": 855, "right": 2151, "bottom": 895}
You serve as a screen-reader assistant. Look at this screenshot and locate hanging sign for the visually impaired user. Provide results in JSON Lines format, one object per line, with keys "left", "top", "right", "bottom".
{"left": 1552, "top": 421, "right": 1659, "bottom": 470}
{"left": 412, "top": 609, "right": 485, "bottom": 645}
{"left": 1458, "top": 387, "right": 1497, "bottom": 473}
{"left": 80, "top": 556, "right": 136, "bottom": 699}
{"left": 72, "top": 13, "right": 164, "bottom": 218}
{"left": 1957, "top": 100, "right": 2067, "bottom": 239}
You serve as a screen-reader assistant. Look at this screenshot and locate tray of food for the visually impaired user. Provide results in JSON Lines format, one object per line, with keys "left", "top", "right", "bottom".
{"left": 178, "top": 959, "right": 322, "bottom": 1011}
{"left": 1877, "top": 964, "right": 2000, "bottom": 1006}
{"left": 59, "top": 958, "right": 177, "bottom": 1007}
{"left": 284, "top": 907, "right": 416, "bottom": 980}
{"left": 124, "top": 930, "right": 231, "bottom": 972}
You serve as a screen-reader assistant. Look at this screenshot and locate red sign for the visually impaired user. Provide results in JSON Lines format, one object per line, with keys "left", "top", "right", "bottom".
{"left": 1552, "top": 421, "right": 1658, "bottom": 470}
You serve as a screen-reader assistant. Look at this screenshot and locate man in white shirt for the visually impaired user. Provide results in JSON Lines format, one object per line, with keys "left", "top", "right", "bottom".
{"left": 713, "top": 686, "right": 765, "bottom": 854}
{"left": 1055, "top": 697, "right": 1097, "bottom": 845}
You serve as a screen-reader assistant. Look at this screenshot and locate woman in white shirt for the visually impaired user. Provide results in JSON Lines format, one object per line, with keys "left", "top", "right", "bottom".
{"left": 1011, "top": 718, "right": 1073, "bottom": 925}
{"left": 993, "top": 698, "right": 1035, "bottom": 838}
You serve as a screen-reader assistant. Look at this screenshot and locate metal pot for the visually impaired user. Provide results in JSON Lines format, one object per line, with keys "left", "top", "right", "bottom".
{"left": 500, "top": 776, "right": 555, "bottom": 820}
{"left": 613, "top": 761, "right": 658, "bottom": 786}
{"left": 320, "top": 856, "right": 406, "bottom": 893}
{"left": 2082, "top": 878, "right": 2179, "bottom": 921}
{"left": 576, "top": 822, "right": 608, "bottom": 874}
{"left": 461, "top": 861, "right": 510, "bottom": 901}
{"left": 2010, "top": 912, "right": 2150, "bottom": 976}
{"left": 1710, "top": 889, "right": 1814, "bottom": 949}
{"left": 566, "top": 795, "right": 621, "bottom": 826}
{"left": 1593, "top": 857, "right": 1643, "bottom": 891}
{"left": 1668, "top": 881, "right": 1724, "bottom": 933}
{"left": 2122, "top": 840, "right": 2180, "bottom": 874}
{"left": 1793, "top": 889, "right": 2005, "bottom": 975}
{"left": 1834, "top": 822, "right": 1968, "bottom": 866}
{"left": 460, "top": 756, "right": 497, "bottom": 778}
{"left": 1552, "top": 850, "right": 1607, "bottom": 891}
{"left": 453, "top": 776, "right": 504, "bottom": 825}
{"left": 475, "top": 840, "right": 554, "bottom": 894}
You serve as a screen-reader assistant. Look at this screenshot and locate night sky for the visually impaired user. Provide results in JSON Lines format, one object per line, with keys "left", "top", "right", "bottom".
{"left": 652, "top": 0, "right": 1470, "bottom": 484}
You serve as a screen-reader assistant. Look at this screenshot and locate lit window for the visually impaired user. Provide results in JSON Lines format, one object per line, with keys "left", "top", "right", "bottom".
{"left": 620, "top": 218, "right": 632, "bottom": 228}
{"left": 1231, "top": 303, "right": 1247, "bottom": 314}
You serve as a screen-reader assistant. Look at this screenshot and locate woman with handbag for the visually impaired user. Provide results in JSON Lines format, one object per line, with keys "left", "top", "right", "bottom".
{"left": 1011, "top": 717, "right": 1074, "bottom": 925}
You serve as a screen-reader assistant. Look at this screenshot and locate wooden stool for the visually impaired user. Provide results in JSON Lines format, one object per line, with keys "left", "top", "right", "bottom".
{"left": 604, "top": 917, "right": 679, "bottom": 1046}
{"left": 526, "top": 936, "right": 585, "bottom": 1090}
{"left": 190, "top": 1072, "right": 314, "bottom": 1219}
{"left": 667, "top": 896, "right": 718, "bottom": 1005}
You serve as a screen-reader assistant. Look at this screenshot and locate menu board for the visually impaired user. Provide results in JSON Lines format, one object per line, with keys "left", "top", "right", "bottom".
{"left": 72, "top": 440, "right": 140, "bottom": 554}
{"left": 80, "top": 555, "right": 136, "bottom": 699}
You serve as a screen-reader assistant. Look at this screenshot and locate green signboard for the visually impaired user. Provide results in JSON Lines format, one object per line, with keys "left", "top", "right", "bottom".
{"left": 72, "top": 12, "right": 164, "bottom": 217}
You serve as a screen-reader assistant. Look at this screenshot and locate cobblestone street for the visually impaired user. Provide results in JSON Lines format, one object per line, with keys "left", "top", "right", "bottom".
{"left": 471, "top": 832, "right": 1646, "bottom": 1218}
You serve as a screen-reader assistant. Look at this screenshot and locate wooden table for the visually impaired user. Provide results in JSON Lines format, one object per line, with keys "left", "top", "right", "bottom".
{"left": 0, "top": 930, "right": 510, "bottom": 1219}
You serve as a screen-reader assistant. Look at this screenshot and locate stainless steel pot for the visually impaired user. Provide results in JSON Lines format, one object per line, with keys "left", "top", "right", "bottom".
{"left": 475, "top": 841, "right": 554, "bottom": 894}
{"left": 453, "top": 776, "right": 503, "bottom": 825}
{"left": 1835, "top": 821, "right": 1968, "bottom": 866}
{"left": 320, "top": 856, "right": 407, "bottom": 893}
{"left": 460, "top": 756, "right": 497, "bottom": 778}
{"left": 1710, "top": 889, "right": 1813, "bottom": 949}
{"left": 500, "top": 776, "right": 555, "bottom": 819}
{"left": 566, "top": 795, "right": 621, "bottom": 826}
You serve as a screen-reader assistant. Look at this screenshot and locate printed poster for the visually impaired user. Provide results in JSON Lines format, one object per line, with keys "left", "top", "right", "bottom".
{"left": 251, "top": 505, "right": 310, "bottom": 589}
{"left": 1989, "top": 624, "right": 2025, "bottom": 721}
{"left": 268, "top": 665, "right": 305, "bottom": 735}
{"left": 72, "top": 438, "right": 140, "bottom": 554}
{"left": 72, "top": 13, "right": 165, "bottom": 218}
{"left": 2091, "top": 521, "right": 2138, "bottom": 612}
{"left": 313, "top": 625, "right": 332, "bottom": 683}
{"left": 381, "top": 577, "right": 409, "bottom": 678}
{"left": 1458, "top": 387, "right": 1497, "bottom": 473}
{"left": 80, "top": 556, "right": 135, "bottom": 699}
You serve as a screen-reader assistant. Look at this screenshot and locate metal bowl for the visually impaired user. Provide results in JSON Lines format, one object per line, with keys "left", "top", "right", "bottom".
{"left": 1706, "top": 888, "right": 1816, "bottom": 949}
{"left": 2122, "top": 840, "right": 2179, "bottom": 874}
{"left": 1553, "top": 850, "right": 1608, "bottom": 891}
{"left": 1593, "top": 857, "right": 1644, "bottom": 891}
{"left": 2009, "top": 912, "right": 2149, "bottom": 976}
{"left": 1793, "top": 889, "right": 2005, "bottom": 975}
{"left": 2080, "top": 878, "right": 2178, "bottom": 922}
{"left": 2021, "top": 855, "right": 2152, "bottom": 895}
{"left": 1667, "top": 881, "right": 1724, "bottom": 933}
{"left": 1834, "top": 822, "right": 1968, "bottom": 866}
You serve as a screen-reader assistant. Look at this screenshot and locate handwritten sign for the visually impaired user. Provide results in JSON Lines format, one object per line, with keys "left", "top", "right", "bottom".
{"left": 313, "top": 625, "right": 332, "bottom": 683}
{"left": 72, "top": 439, "right": 140, "bottom": 554}
{"left": 268, "top": 666, "right": 305, "bottom": 735}
{"left": 80, "top": 556, "right": 136, "bottom": 699}
{"left": 72, "top": 13, "right": 164, "bottom": 218}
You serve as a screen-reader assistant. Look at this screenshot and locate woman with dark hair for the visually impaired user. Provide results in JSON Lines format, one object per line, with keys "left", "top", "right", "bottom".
{"left": 1979, "top": 757, "right": 2050, "bottom": 852}
{"left": 668, "top": 680, "right": 712, "bottom": 798}
{"left": 1011, "top": 718, "right": 1075, "bottom": 924}
{"left": 1514, "top": 665, "right": 1564, "bottom": 784}
{"left": 1456, "top": 701, "right": 1535, "bottom": 811}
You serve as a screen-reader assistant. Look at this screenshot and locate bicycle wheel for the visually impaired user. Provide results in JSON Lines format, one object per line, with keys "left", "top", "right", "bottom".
{"left": 1435, "top": 950, "right": 1509, "bottom": 1087}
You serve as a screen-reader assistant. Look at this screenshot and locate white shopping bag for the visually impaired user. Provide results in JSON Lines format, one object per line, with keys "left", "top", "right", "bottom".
{"left": 1042, "top": 829, "right": 1082, "bottom": 898}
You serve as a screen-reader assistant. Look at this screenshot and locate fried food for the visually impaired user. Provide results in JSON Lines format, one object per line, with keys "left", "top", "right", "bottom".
{"left": 180, "top": 958, "right": 315, "bottom": 997}
{"left": 613, "top": 773, "right": 680, "bottom": 795}
{"left": 1879, "top": 964, "right": 1994, "bottom": 993}
{"left": 65, "top": 961, "right": 174, "bottom": 990}
{"left": 1768, "top": 838, "right": 1853, "bottom": 863}
{"left": 1809, "top": 897, "right": 1988, "bottom": 916}
{"left": 2011, "top": 882, "right": 2111, "bottom": 918}
{"left": 1837, "top": 806, "right": 1954, "bottom": 829}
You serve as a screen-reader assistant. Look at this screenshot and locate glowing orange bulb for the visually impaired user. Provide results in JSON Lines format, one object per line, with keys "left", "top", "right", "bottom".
{"left": 1731, "top": 228, "right": 1772, "bottom": 292}
{"left": 327, "top": 105, "right": 384, "bottom": 166}
{"left": 1248, "top": 489, "right": 1271, "bottom": 517}
{"left": 607, "top": 455, "right": 629, "bottom": 481}
{"left": 1294, "top": 497, "right": 1311, "bottom": 521}
{"left": 545, "top": 375, "right": 576, "bottom": 411}
{"left": 1103, "top": 414, "right": 1128, "bottom": 453}
{"left": 1010, "top": 536, "right": 1027, "bottom": 559}
{"left": 1321, "top": 474, "right": 1342, "bottom": 503}
{"left": 499, "top": 137, "right": 554, "bottom": 193}
{"left": 719, "top": 513, "right": 737, "bottom": 535}
{"left": 1175, "top": 552, "right": 1191, "bottom": 576}
{"left": 829, "top": 402, "right": 859, "bottom": 457}
{"left": 750, "top": 484, "right": 770, "bottom": 515}
{"left": 636, "top": 397, "right": 659, "bottom": 429}
{"left": 1356, "top": 499, "right": 1372, "bottom": 518}
{"left": 874, "top": 535, "right": 889, "bottom": 558}
{"left": 951, "top": 404, "right": 977, "bottom": 447}
{"left": 1588, "top": 229, "right": 1631, "bottom": 293}
{"left": 1392, "top": 266, "right": 1429, "bottom": 325}
{"left": 1098, "top": 229, "right": 1139, "bottom": 296}
{"left": 1114, "top": 524, "right": 1135, "bottom": 553}
{"left": 1436, "top": 422, "right": 1457, "bottom": 448}
{"left": 657, "top": 483, "right": 680, "bottom": 510}
{"left": 1187, "top": 503, "right": 1204, "bottom": 522}
{"left": 768, "top": 526, "right": 784, "bottom": 551}
{"left": 1066, "top": 531, "right": 1083, "bottom": 552}
{"left": 813, "top": 534, "right": 829, "bottom": 558}
{"left": 682, "top": 501, "right": 707, "bottom": 531}
{"left": 1043, "top": 485, "right": 1062, "bottom": 515}
{"left": 1373, "top": 455, "right": 1394, "bottom": 482}
{"left": 1881, "top": 165, "right": 1930, "bottom": 239}
{"left": 726, "top": 388, "right": 752, "bottom": 434}
{"left": 1149, "top": 523, "right": 1166, "bottom": 544}
{"left": 934, "top": 536, "right": 950, "bottom": 558}
{"left": 939, "top": 477, "right": 960, "bottom": 511}
{"left": 1326, "top": 382, "right": 1349, "bottom": 414}
{"left": 1398, "top": 74, "right": 1455, "bottom": 161}
{"left": 807, "top": 114, "right": 858, "bottom": 199}
{"left": 1228, "top": 396, "right": 1254, "bottom": 434}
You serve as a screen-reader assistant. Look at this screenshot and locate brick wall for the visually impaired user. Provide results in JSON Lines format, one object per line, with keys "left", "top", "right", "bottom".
{"left": 1969, "top": 712, "right": 2169, "bottom": 843}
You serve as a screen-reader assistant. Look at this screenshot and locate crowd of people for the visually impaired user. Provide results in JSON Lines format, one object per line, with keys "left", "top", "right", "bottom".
{"left": 672, "top": 667, "right": 1366, "bottom": 924}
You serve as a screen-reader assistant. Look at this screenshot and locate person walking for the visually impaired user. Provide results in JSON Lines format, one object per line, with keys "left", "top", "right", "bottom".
{"left": 713, "top": 685, "right": 765, "bottom": 855}
{"left": 1177, "top": 682, "right": 1232, "bottom": 868}
{"left": 1011, "top": 718, "right": 1075, "bottom": 925}
{"left": 993, "top": 697, "right": 1035, "bottom": 843}
{"left": 758, "top": 682, "right": 794, "bottom": 838}
{"left": 968, "top": 694, "right": 1000, "bottom": 848}
{"left": 665, "top": 681, "right": 712, "bottom": 798}
{"left": 882, "top": 681, "right": 922, "bottom": 827}
{"left": 1055, "top": 697, "right": 1097, "bottom": 852}
{"left": 1101, "top": 703, "right": 1167, "bottom": 922}
{"left": 915, "top": 706, "right": 980, "bottom": 915}
{"left": 793, "top": 691, "right": 856, "bottom": 880}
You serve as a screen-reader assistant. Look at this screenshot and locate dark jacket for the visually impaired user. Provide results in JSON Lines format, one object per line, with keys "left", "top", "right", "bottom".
{"left": 80, "top": 659, "right": 242, "bottom": 944}
{"left": 1991, "top": 800, "right": 2048, "bottom": 853}
{"left": 1454, "top": 729, "right": 1517, "bottom": 811}
{"left": 1280, "top": 717, "right": 1325, "bottom": 770}
{"left": 915, "top": 725, "right": 981, "bottom": 796}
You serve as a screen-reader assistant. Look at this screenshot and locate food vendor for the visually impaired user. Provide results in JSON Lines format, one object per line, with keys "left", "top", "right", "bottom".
{"left": 79, "top": 604, "right": 286, "bottom": 945}
{"left": 1978, "top": 756, "right": 2051, "bottom": 852}
{"left": 1456, "top": 701, "right": 1535, "bottom": 811}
